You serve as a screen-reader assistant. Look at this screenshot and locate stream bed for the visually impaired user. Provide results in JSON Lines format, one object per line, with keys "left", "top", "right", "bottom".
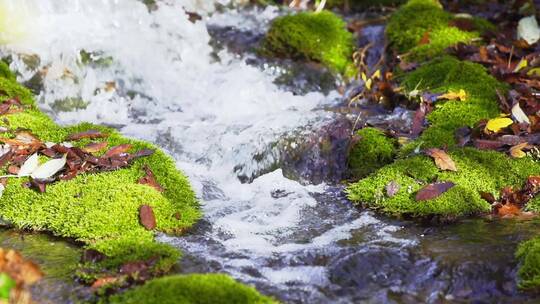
{"left": 0, "top": 0, "right": 539, "bottom": 303}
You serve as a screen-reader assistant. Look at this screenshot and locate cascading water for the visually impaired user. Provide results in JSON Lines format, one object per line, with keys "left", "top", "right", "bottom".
{"left": 1, "top": 1, "right": 539, "bottom": 303}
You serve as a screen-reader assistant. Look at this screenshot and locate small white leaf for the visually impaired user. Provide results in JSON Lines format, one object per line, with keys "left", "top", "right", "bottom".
{"left": 512, "top": 103, "right": 530, "bottom": 124}
{"left": 0, "top": 184, "right": 4, "bottom": 198}
{"left": 518, "top": 16, "right": 540, "bottom": 45}
{"left": 18, "top": 154, "right": 39, "bottom": 177}
{"left": 31, "top": 154, "right": 67, "bottom": 180}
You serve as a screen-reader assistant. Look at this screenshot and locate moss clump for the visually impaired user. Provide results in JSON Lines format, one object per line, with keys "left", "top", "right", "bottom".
{"left": 348, "top": 127, "right": 397, "bottom": 178}
{"left": 0, "top": 65, "right": 200, "bottom": 274}
{"left": 517, "top": 237, "right": 540, "bottom": 290}
{"left": 399, "top": 56, "right": 506, "bottom": 152}
{"left": 261, "top": 11, "right": 355, "bottom": 74}
{"left": 107, "top": 274, "right": 276, "bottom": 304}
{"left": 386, "top": 0, "right": 491, "bottom": 59}
{"left": 347, "top": 148, "right": 540, "bottom": 217}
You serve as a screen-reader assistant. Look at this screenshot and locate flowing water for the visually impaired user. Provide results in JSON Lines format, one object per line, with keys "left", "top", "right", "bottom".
{"left": 0, "top": 1, "right": 539, "bottom": 303}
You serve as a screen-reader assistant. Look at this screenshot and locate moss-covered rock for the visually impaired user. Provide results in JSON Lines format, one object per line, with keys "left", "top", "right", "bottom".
{"left": 348, "top": 127, "right": 397, "bottom": 178}
{"left": 347, "top": 148, "right": 540, "bottom": 218}
{"left": 517, "top": 237, "right": 540, "bottom": 290}
{"left": 0, "top": 65, "right": 200, "bottom": 274}
{"left": 107, "top": 274, "right": 276, "bottom": 304}
{"left": 399, "top": 56, "right": 506, "bottom": 153}
{"left": 261, "top": 11, "right": 355, "bottom": 75}
{"left": 386, "top": 0, "right": 492, "bottom": 59}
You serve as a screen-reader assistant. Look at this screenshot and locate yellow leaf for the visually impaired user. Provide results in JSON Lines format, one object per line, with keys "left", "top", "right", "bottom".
{"left": 372, "top": 69, "right": 381, "bottom": 80}
{"left": 485, "top": 117, "right": 514, "bottom": 133}
{"left": 365, "top": 78, "right": 373, "bottom": 90}
{"left": 527, "top": 67, "right": 540, "bottom": 77}
{"left": 510, "top": 142, "right": 529, "bottom": 158}
{"left": 437, "top": 89, "right": 467, "bottom": 101}
{"left": 514, "top": 58, "right": 528, "bottom": 72}
{"left": 361, "top": 72, "right": 367, "bottom": 82}
{"left": 397, "top": 136, "right": 411, "bottom": 146}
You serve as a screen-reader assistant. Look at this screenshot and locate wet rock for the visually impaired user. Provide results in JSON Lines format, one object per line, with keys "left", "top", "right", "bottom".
{"left": 279, "top": 116, "right": 353, "bottom": 185}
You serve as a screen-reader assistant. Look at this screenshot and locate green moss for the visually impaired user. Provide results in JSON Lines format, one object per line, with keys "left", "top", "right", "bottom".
{"left": 386, "top": 0, "right": 489, "bottom": 59}
{"left": 349, "top": 127, "right": 397, "bottom": 178}
{"left": 0, "top": 65, "right": 200, "bottom": 273}
{"left": 399, "top": 56, "right": 506, "bottom": 152}
{"left": 347, "top": 148, "right": 540, "bottom": 217}
{"left": 261, "top": 11, "right": 355, "bottom": 74}
{"left": 517, "top": 237, "right": 540, "bottom": 290}
{"left": 107, "top": 274, "right": 276, "bottom": 304}
{"left": 0, "top": 61, "right": 15, "bottom": 81}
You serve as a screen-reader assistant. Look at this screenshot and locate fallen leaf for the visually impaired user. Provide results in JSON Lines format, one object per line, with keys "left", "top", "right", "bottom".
{"left": 419, "top": 30, "right": 430, "bottom": 45}
{"left": 385, "top": 181, "right": 400, "bottom": 197}
{"left": 31, "top": 154, "right": 66, "bottom": 180}
{"left": 103, "top": 144, "right": 132, "bottom": 158}
{"left": 426, "top": 148, "right": 457, "bottom": 171}
{"left": 437, "top": 89, "right": 467, "bottom": 101}
{"left": 511, "top": 103, "right": 530, "bottom": 124}
{"left": 139, "top": 205, "right": 156, "bottom": 230}
{"left": 510, "top": 142, "right": 529, "bottom": 158}
{"left": 138, "top": 165, "right": 164, "bottom": 192}
{"left": 411, "top": 103, "right": 427, "bottom": 137}
{"left": 66, "top": 130, "right": 107, "bottom": 141}
{"left": 91, "top": 277, "right": 120, "bottom": 289}
{"left": 416, "top": 182, "right": 455, "bottom": 201}
{"left": 18, "top": 154, "right": 39, "bottom": 177}
{"left": 514, "top": 58, "right": 528, "bottom": 72}
{"left": 485, "top": 117, "right": 514, "bottom": 133}
{"left": 517, "top": 16, "right": 540, "bottom": 45}
{"left": 497, "top": 203, "right": 521, "bottom": 216}
{"left": 82, "top": 142, "right": 108, "bottom": 153}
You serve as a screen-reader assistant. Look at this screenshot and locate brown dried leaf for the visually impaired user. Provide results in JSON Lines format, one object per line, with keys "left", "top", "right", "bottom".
{"left": 139, "top": 205, "right": 156, "bottom": 230}
{"left": 138, "top": 165, "right": 164, "bottom": 192}
{"left": 416, "top": 182, "right": 455, "bottom": 201}
{"left": 103, "top": 144, "right": 132, "bottom": 158}
{"left": 66, "top": 130, "right": 107, "bottom": 141}
{"left": 82, "top": 142, "right": 108, "bottom": 153}
{"left": 497, "top": 203, "right": 521, "bottom": 216}
{"left": 91, "top": 277, "right": 120, "bottom": 289}
{"left": 426, "top": 148, "right": 457, "bottom": 171}
{"left": 0, "top": 248, "right": 43, "bottom": 286}
{"left": 418, "top": 30, "right": 430, "bottom": 45}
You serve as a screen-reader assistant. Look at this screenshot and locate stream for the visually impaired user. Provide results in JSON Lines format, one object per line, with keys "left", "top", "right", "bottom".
{"left": 0, "top": 1, "right": 539, "bottom": 303}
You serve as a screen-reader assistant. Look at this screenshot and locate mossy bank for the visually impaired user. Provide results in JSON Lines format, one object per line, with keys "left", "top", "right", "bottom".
{"left": 0, "top": 59, "right": 199, "bottom": 274}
